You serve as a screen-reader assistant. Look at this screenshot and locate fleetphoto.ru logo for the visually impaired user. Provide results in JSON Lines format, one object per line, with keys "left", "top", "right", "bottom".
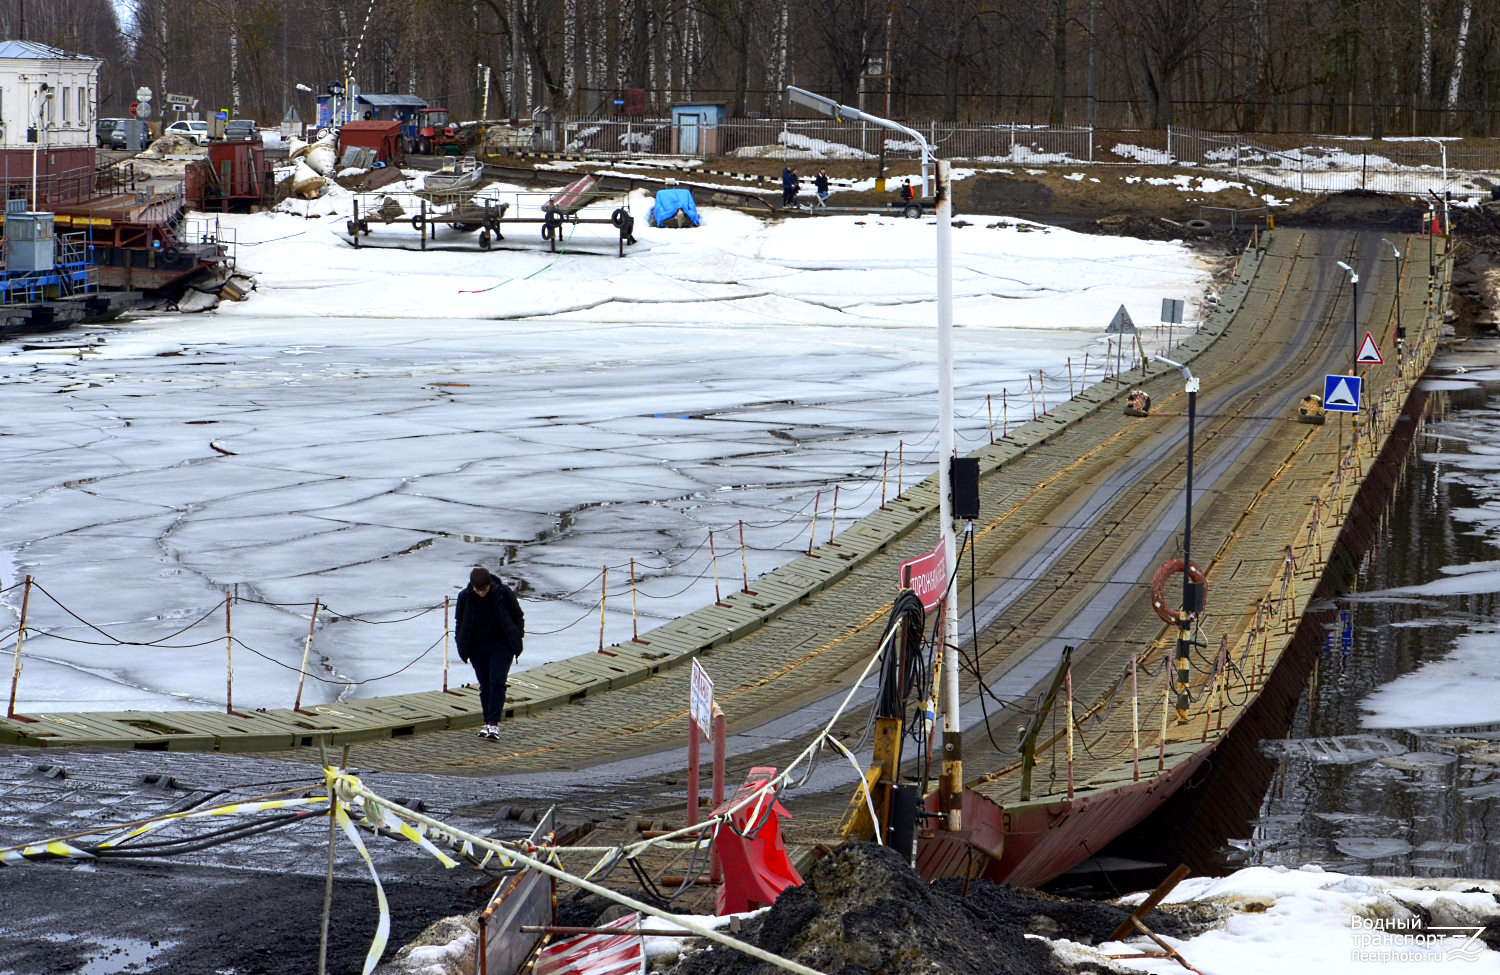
{"left": 1349, "top": 916, "right": 1488, "bottom": 963}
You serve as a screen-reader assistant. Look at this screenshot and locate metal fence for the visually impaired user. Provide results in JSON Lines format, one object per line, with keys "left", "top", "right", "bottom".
{"left": 492, "top": 113, "right": 1499, "bottom": 198}
{"left": 1165, "top": 127, "right": 1500, "bottom": 197}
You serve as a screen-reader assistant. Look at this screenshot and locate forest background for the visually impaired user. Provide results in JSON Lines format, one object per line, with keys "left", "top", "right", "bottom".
{"left": 4, "top": 0, "right": 1500, "bottom": 141}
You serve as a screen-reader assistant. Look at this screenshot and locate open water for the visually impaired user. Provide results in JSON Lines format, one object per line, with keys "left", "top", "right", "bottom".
{"left": 1238, "top": 338, "right": 1500, "bottom": 878}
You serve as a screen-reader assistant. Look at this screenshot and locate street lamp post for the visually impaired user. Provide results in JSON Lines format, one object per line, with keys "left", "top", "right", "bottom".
{"left": 787, "top": 86, "right": 933, "bottom": 197}
{"left": 1154, "top": 355, "right": 1198, "bottom": 723}
{"left": 787, "top": 85, "right": 958, "bottom": 827}
{"left": 1381, "top": 238, "right": 1404, "bottom": 344}
{"left": 1337, "top": 260, "right": 1359, "bottom": 374}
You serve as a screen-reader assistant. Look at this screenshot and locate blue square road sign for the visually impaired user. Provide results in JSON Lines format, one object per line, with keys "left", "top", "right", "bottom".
{"left": 1323, "top": 374, "right": 1362, "bottom": 412}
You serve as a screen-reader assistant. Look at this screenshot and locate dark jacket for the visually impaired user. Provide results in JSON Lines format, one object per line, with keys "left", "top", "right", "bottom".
{"left": 814, "top": 173, "right": 829, "bottom": 196}
{"left": 455, "top": 572, "right": 524, "bottom": 662}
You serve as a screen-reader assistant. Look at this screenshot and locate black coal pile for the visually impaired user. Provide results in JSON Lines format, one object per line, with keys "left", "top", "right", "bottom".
{"left": 666, "top": 843, "right": 1181, "bottom": 975}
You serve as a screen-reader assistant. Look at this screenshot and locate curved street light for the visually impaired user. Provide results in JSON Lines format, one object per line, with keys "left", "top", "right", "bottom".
{"left": 1337, "top": 260, "right": 1359, "bottom": 374}
{"left": 1380, "top": 238, "right": 1404, "bottom": 344}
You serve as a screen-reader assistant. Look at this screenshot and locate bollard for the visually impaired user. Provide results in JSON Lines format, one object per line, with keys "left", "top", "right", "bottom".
{"left": 6, "top": 575, "right": 31, "bottom": 720}
{"left": 293, "top": 596, "right": 321, "bottom": 713}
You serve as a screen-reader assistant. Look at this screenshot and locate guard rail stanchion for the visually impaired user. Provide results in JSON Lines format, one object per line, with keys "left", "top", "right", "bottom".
{"left": 597, "top": 565, "right": 607, "bottom": 653}
{"left": 6, "top": 575, "right": 31, "bottom": 720}
{"left": 687, "top": 712, "right": 700, "bottom": 828}
{"left": 224, "top": 590, "right": 243, "bottom": 717}
{"left": 293, "top": 596, "right": 321, "bottom": 713}
{"left": 711, "top": 704, "right": 727, "bottom": 883}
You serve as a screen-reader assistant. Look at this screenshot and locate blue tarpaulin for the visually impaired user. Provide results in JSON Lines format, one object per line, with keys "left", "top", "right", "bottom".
{"left": 649, "top": 188, "right": 700, "bottom": 228}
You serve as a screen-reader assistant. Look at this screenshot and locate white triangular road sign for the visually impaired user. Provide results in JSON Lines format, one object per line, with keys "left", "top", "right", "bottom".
{"left": 1356, "top": 332, "right": 1383, "bottom": 365}
{"left": 1326, "top": 377, "right": 1358, "bottom": 408}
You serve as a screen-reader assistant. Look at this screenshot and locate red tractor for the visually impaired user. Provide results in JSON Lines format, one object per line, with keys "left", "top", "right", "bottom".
{"left": 413, "top": 108, "right": 468, "bottom": 155}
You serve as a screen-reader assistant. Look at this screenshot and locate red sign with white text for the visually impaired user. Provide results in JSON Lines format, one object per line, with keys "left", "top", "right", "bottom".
{"left": 899, "top": 538, "right": 949, "bottom": 610}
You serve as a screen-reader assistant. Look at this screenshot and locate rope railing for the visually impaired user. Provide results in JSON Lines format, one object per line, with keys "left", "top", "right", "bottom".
{"left": 1012, "top": 232, "right": 1446, "bottom": 799}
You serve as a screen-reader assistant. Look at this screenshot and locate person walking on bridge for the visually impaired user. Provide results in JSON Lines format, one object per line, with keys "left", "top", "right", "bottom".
{"left": 456, "top": 567, "right": 525, "bottom": 740}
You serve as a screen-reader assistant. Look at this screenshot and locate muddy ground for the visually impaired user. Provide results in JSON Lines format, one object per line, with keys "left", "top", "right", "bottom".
{"left": 649, "top": 843, "right": 1210, "bottom": 975}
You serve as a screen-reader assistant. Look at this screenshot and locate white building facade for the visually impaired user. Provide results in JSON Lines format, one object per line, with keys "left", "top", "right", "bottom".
{"left": 0, "top": 39, "right": 103, "bottom": 206}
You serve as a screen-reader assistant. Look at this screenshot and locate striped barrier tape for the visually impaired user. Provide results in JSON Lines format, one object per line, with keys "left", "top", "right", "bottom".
{"left": 0, "top": 793, "right": 330, "bottom": 865}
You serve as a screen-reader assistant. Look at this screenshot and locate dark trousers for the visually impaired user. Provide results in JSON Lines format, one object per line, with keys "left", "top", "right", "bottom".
{"left": 470, "top": 651, "right": 514, "bottom": 724}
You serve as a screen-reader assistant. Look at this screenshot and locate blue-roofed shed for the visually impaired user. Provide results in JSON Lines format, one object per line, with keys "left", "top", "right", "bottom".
{"left": 671, "top": 103, "right": 726, "bottom": 155}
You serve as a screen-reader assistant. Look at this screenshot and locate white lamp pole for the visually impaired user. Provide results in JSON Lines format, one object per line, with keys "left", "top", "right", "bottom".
{"left": 1381, "top": 238, "right": 1404, "bottom": 344}
{"left": 1337, "top": 260, "right": 1359, "bottom": 374}
{"left": 786, "top": 85, "right": 959, "bottom": 827}
{"left": 786, "top": 85, "right": 933, "bottom": 196}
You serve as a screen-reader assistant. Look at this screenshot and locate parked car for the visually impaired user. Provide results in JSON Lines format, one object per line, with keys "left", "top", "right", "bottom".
{"left": 221, "top": 119, "right": 260, "bottom": 142}
{"left": 165, "top": 119, "right": 210, "bottom": 145}
{"left": 96, "top": 118, "right": 127, "bottom": 149}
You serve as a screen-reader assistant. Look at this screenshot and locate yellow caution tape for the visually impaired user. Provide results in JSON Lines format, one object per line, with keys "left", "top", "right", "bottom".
{"left": 329, "top": 769, "right": 390, "bottom": 975}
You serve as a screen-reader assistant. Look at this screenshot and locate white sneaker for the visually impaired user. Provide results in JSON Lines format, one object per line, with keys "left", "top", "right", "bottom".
{"left": 477, "top": 724, "right": 498, "bottom": 739}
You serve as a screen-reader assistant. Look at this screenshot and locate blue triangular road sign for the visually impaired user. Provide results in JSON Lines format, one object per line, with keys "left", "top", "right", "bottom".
{"left": 1324, "top": 374, "right": 1362, "bottom": 412}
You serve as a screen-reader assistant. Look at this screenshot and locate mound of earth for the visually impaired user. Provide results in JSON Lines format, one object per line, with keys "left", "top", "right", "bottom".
{"left": 1293, "top": 189, "right": 1426, "bottom": 228}
{"left": 666, "top": 843, "right": 1187, "bottom": 975}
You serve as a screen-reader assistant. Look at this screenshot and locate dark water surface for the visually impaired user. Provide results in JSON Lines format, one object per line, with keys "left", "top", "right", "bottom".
{"left": 1238, "top": 340, "right": 1500, "bottom": 878}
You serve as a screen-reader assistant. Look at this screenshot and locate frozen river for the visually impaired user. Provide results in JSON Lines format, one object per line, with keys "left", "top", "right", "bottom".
{"left": 0, "top": 196, "right": 1214, "bottom": 712}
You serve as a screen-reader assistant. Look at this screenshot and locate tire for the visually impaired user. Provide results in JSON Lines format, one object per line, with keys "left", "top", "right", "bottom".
{"left": 411, "top": 213, "right": 425, "bottom": 232}
{"left": 346, "top": 220, "right": 357, "bottom": 237}
{"left": 540, "top": 223, "right": 553, "bottom": 241}
{"left": 610, "top": 207, "right": 626, "bottom": 229}
{"left": 162, "top": 247, "right": 180, "bottom": 263}
{"left": 1185, "top": 218, "right": 1211, "bottom": 232}
{"left": 903, "top": 204, "right": 922, "bottom": 219}
{"left": 478, "top": 230, "right": 491, "bottom": 250}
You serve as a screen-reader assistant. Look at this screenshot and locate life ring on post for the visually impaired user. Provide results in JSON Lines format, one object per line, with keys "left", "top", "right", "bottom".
{"left": 1150, "top": 558, "right": 1206, "bottom": 624}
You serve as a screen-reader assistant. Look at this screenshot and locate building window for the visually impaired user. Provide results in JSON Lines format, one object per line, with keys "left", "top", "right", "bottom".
{"left": 78, "top": 87, "right": 85, "bottom": 124}
{"left": 62, "top": 87, "right": 71, "bottom": 123}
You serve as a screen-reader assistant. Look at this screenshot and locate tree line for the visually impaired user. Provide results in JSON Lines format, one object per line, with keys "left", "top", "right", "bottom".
{"left": 5, "top": 0, "right": 1500, "bottom": 137}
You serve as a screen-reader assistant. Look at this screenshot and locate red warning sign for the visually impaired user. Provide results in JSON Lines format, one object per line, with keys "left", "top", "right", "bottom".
{"left": 1356, "top": 332, "right": 1383, "bottom": 365}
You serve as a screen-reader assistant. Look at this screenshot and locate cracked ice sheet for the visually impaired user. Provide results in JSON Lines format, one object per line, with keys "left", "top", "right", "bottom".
{"left": 0, "top": 197, "right": 1212, "bottom": 711}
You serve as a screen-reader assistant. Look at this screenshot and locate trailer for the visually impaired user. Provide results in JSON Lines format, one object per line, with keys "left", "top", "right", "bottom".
{"left": 344, "top": 175, "right": 637, "bottom": 256}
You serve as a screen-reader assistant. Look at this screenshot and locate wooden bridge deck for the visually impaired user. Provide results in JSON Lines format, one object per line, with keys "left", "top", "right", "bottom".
{"left": 0, "top": 229, "right": 1447, "bottom": 869}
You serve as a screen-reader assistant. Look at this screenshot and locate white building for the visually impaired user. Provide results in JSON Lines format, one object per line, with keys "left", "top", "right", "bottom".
{"left": 0, "top": 39, "right": 103, "bottom": 205}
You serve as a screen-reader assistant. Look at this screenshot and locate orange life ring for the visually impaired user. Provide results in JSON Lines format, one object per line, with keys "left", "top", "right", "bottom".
{"left": 1150, "top": 558, "right": 1206, "bottom": 624}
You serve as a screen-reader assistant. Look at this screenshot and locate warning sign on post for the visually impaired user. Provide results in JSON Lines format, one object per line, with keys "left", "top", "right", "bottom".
{"left": 1356, "top": 332, "right": 1383, "bottom": 365}
{"left": 689, "top": 658, "right": 714, "bottom": 740}
{"left": 899, "top": 537, "right": 949, "bottom": 611}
